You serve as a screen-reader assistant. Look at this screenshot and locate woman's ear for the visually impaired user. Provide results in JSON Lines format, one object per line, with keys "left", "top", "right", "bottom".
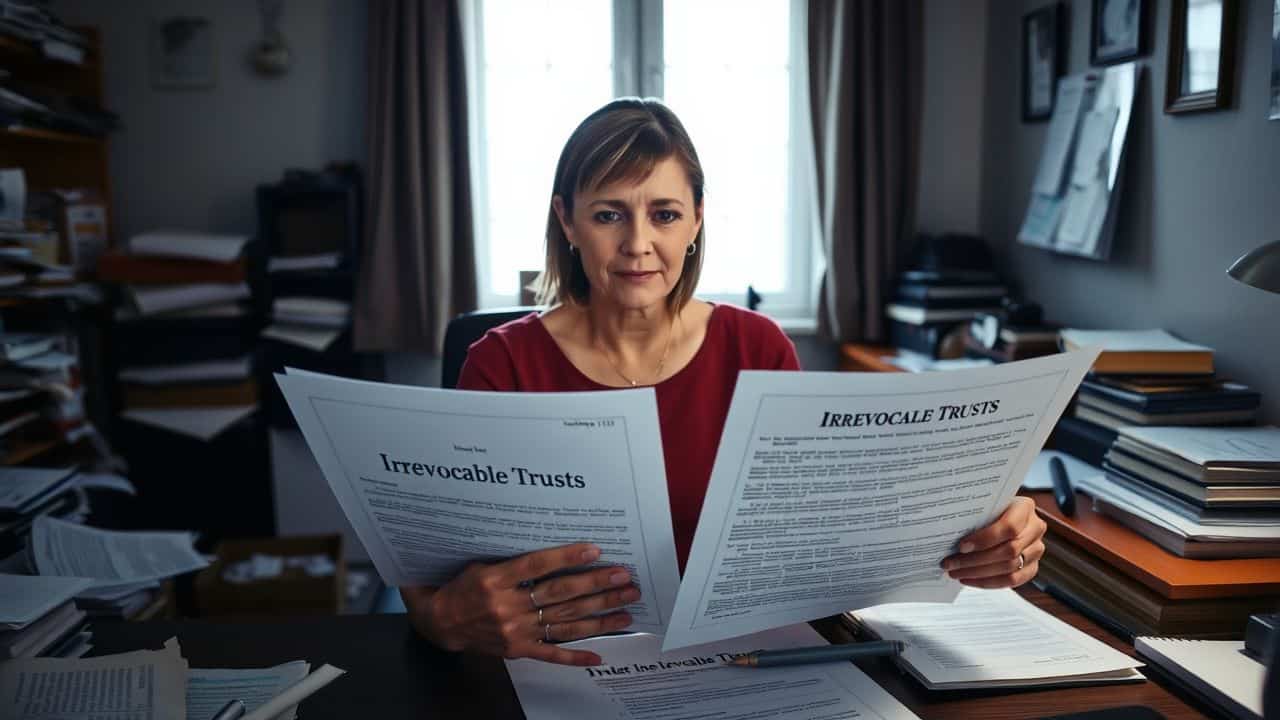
{"left": 692, "top": 200, "right": 705, "bottom": 238}
{"left": 552, "top": 195, "right": 574, "bottom": 244}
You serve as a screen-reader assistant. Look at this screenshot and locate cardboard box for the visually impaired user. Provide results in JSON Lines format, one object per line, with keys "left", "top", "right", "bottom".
{"left": 195, "top": 534, "right": 346, "bottom": 617}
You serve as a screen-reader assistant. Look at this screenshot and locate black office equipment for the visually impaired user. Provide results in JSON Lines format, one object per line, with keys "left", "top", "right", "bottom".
{"left": 440, "top": 307, "right": 537, "bottom": 389}
{"left": 1050, "top": 455, "right": 1077, "bottom": 516}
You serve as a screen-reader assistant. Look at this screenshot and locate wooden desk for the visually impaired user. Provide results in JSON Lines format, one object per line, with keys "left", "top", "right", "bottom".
{"left": 90, "top": 586, "right": 1212, "bottom": 719}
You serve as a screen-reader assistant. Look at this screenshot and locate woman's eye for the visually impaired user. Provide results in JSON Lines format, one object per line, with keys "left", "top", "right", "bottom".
{"left": 654, "top": 210, "right": 681, "bottom": 224}
{"left": 593, "top": 210, "right": 622, "bottom": 224}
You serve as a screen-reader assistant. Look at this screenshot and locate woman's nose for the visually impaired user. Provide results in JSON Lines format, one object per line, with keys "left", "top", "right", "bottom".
{"left": 620, "top": 217, "right": 655, "bottom": 256}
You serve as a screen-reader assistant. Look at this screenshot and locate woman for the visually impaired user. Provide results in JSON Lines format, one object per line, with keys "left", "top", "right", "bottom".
{"left": 402, "top": 98, "right": 1047, "bottom": 667}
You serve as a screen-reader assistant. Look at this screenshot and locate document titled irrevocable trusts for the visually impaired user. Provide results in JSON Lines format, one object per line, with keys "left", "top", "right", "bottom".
{"left": 275, "top": 370, "right": 681, "bottom": 634}
{"left": 662, "top": 348, "right": 1100, "bottom": 651}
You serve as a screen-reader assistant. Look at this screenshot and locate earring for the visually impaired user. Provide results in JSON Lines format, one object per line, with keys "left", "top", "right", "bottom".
{"left": 568, "top": 244, "right": 578, "bottom": 255}
{"left": 686, "top": 242, "right": 697, "bottom": 256}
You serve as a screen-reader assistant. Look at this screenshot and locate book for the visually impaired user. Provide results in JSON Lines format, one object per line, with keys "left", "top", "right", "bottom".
{"left": 97, "top": 250, "right": 247, "bottom": 285}
{"left": 1083, "top": 377, "right": 1261, "bottom": 413}
{"left": 1134, "top": 637, "right": 1264, "bottom": 720}
{"left": 1028, "top": 490, "right": 1280, "bottom": 600}
{"left": 1040, "top": 533, "right": 1280, "bottom": 636}
{"left": 885, "top": 301, "right": 1001, "bottom": 325}
{"left": 886, "top": 320, "right": 952, "bottom": 357}
{"left": 1073, "top": 404, "right": 1255, "bottom": 433}
{"left": 1102, "top": 466, "right": 1280, "bottom": 521}
{"left": 1105, "top": 448, "right": 1280, "bottom": 506}
{"left": 1076, "top": 393, "right": 1259, "bottom": 426}
{"left": 1112, "top": 436, "right": 1280, "bottom": 486}
{"left": 1093, "top": 496, "right": 1280, "bottom": 559}
{"left": 1117, "top": 426, "right": 1280, "bottom": 472}
{"left": 1059, "top": 329, "right": 1214, "bottom": 375}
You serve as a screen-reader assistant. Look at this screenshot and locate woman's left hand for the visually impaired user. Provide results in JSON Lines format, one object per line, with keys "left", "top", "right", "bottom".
{"left": 941, "top": 496, "right": 1047, "bottom": 589}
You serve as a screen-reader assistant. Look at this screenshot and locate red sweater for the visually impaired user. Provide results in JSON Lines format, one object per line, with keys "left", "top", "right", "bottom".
{"left": 456, "top": 303, "right": 800, "bottom": 568}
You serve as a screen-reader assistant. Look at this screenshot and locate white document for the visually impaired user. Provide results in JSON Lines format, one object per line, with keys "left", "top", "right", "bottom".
{"left": 72, "top": 472, "right": 136, "bottom": 495}
{"left": 1070, "top": 106, "right": 1120, "bottom": 186}
{"left": 276, "top": 370, "right": 681, "bottom": 634}
{"left": 129, "top": 282, "right": 251, "bottom": 316}
{"left": 30, "top": 516, "right": 209, "bottom": 589}
{"left": 852, "top": 587, "right": 1143, "bottom": 689}
{"left": 189, "top": 661, "right": 310, "bottom": 720}
{"left": 1032, "top": 75, "right": 1089, "bottom": 196}
{"left": 262, "top": 323, "right": 343, "bottom": 352}
{"left": 1059, "top": 328, "right": 1211, "bottom": 354}
{"left": 507, "top": 624, "right": 920, "bottom": 720}
{"left": 1134, "top": 638, "right": 1263, "bottom": 720}
{"left": 273, "top": 296, "right": 350, "bottom": 317}
{"left": 664, "top": 349, "right": 1099, "bottom": 651}
{"left": 1022, "top": 450, "right": 1101, "bottom": 491}
{"left": 268, "top": 252, "right": 342, "bottom": 272}
{"left": 129, "top": 230, "right": 249, "bottom": 262}
{"left": 0, "top": 466, "right": 74, "bottom": 511}
{"left": 121, "top": 404, "right": 257, "bottom": 441}
{"left": 0, "top": 637, "right": 188, "bottom": 720}
{"left": 240, "top": 664, "right": 346, "bottom": 720}
{"left": 119, "top": 355, "right": 253, "bottom": 385}
{"left": 1116, "top": 425, "right": 1280, "bottom": 467}
{"left": 1055, "top": 180, "right": 1109, "bottom": 253}
{"left": 0, "top": 574, "right": 92, "bottom": 629}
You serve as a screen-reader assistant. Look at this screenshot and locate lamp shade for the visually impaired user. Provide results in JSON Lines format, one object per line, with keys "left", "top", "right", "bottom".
{"left": 1227, "top": 241, "right": 1280, "bottom": 294}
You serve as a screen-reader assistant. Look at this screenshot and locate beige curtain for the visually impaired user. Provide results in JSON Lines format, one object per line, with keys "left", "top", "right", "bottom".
{"left": 809, "top": 0, "right": 923, "bottom": 344}
{"left": 354, "top": 0, "right": 477, "bottom": 353}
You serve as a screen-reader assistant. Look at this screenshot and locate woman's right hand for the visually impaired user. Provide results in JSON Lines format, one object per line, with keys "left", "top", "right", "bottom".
{"left": 400, "top": 542, "right": 640, "bottom": 666}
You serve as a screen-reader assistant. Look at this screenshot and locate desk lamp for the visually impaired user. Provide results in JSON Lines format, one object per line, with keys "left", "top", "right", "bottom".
{"left": 1227, "top": 241, "right": 1280, "bottom": 718}
{"left": 1227, "top": 241, "right": 1280, "bottom": 294}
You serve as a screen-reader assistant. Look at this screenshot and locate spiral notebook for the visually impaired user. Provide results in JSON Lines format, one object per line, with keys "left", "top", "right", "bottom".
{"left": 1133, "top": 637, "right": 1264, "bottom": 720}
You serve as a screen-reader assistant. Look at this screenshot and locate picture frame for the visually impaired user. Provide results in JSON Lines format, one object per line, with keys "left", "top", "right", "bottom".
{"left": 1091, "top": 0, "right": 1147, "bottom": 65}
{"left": 1022, "top": 3, "right": 1064, "bottom": 122}
{"left": 1165, "top": 0, "right": 1238, "bottom": 114}
{"left": 150, "top": 16, "right": 216, "bottom": 89}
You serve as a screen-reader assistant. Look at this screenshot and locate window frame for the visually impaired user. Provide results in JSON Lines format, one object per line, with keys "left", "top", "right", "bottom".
{"left": 465, "top": 0, "right": 819, "bottom": 325}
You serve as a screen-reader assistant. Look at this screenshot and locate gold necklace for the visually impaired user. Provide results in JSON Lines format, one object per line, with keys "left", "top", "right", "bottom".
{"left": 599, "top": 314, "right": 679, "bottom": 387}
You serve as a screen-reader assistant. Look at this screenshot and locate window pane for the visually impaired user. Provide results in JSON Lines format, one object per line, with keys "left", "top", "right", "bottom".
{"left": 664, "top": 0, "right": 792, "bottom": 296}
{"left": 480, "top": 0, "right": 613, "bottom": 298}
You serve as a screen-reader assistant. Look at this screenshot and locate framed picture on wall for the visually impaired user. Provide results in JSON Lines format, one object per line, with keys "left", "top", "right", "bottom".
{"left": 1023, "top": 3, "right": 1064, "bottom": 122}
{"left": 1271, "top": 0, "right": 1279, "bottom": 120}
{"left": 1091, "top": 0, "right": 1147, "bottom": 65}
{"left": 1165, "top": 0, "right": 1238, "bottom": 114}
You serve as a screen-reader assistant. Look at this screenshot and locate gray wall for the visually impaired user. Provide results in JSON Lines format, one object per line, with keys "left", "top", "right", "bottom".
{"left": 982, "top": 0, "right": 1280, "bottom": 422}
{"left": 52, "top": 0, "right": 367, "bottom": 239}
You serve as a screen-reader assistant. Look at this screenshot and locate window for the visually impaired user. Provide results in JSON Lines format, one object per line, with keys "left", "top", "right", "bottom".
{"left": 466, "top": 0, "right": 817, "bottom": 321}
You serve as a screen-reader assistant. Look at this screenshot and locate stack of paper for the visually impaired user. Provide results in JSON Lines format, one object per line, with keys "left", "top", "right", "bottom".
{"left": 262, "top": 296, "right": 350, "bottom": 352}
{"left": 0, "top": 574, "right": 93, "bottom": 659}
{"left": 847, "top": 587, "right": 1144, "bottom": 690}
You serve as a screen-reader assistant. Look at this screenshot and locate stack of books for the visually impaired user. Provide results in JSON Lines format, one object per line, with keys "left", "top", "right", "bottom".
{"left": 261, "top": 296, "right": 350, "bottom": 353}
{"left": 0, "top": 333, "right": 88, "bottom": 464}
{"left": 0, "top": 467, "right": 85, "bottom": 562}
{"left": 1030, "top": 492, "right": 1280, "bottom": 640}
{"left": 1085, "top": 426, "right": 1280, "bottom": 559}
{"left": 884, "top": 269, "right": 1007, "bottom": 357}
{"left": 0, "top": 575, "right": 92, "bottom": 660}
{"left": 0, "top": 241, "right": 97, "bottom": 302}
{"left": 1060, "top": 329, "right": 1259, "bottom": 433}
{"left": 100, "top": 231, "right": 260, "bottom": 443}
{"left": 0, "top": 0, "right": 92, "bottom": 65}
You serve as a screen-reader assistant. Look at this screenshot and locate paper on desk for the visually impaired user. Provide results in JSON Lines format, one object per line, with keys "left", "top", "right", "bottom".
{"left": 262, "top": 323, "right": 343, "bottom": 352}
{"left": 129, "top": 230, "right": 249, "bottom": 262}
{"left": 189, "top": 661, "right": 310, "bottom": 720}
{"left": 1032, "top": 75, "right": 1089, "bottom": 196}
{"left": 72, "top": 472, "right": 136, "bottom": 495}
{"left": 129, "top": 283, "right": 251, "bottom": 316}
{"left": 1021, "top": 450, "right": 1101, "bottom": 491}
{"left": 276, "top": 369, "right": 681, "bottom": 635}
{"left": 663, "top": 348, "right": 1100, "bottom": 651}
{"left": 1077, "top": 473, "right": 1280, "bottom": 539}
{"left": 118, "top": 356, "right": 253, "bottom": 385}
{"left": 507, "top": 623, "right": 920, "bottom": 720}
{"left": 852, "top": 587, "right": 1143, "bottom": 689}
{"left": 0, "top": 637, "right": 188, "bottom": 720}
{"left": 241, "top": 664, "right": 346, "bottom": 720}
{"left": 0, "top": 574, "right": 92, "bottom": 629}
{"left": 121, "top": 404, "right": 256, "bottom": 441}
{"left": 0, "top": 466, "right": 75, "bottom": 511}
{"left": 30, "top": 516, "right": 208, "bottom": 589}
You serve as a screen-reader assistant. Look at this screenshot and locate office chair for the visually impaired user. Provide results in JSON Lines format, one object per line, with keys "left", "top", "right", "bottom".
{"left": 440, "top": 307, "right": 538, "bottom": 388}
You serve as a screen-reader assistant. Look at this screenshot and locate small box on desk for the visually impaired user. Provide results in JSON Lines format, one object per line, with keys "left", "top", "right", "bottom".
{"left": 195, "top": 534, "right": 346, "bottom": 617}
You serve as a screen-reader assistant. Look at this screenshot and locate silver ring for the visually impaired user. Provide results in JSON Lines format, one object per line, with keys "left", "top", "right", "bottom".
{"left": 537, "top": 607, "right": 544, "bottom": 625}
{"left": 543, "top": 623, "right": 553, "bottom": 643}
{"left": 529, "top": 588, "right": 540, "bottom": 610}
{"left": 1017, "top": 552, "right": 1026, "bottom": 571}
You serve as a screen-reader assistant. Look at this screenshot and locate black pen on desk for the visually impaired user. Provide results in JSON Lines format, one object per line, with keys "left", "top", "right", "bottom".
{"left": 1049, "top": 455, "right": 1076, "bottom": 516}
{"left": 725, "top": 640, "right": 905, "bottom": 668}
{"left": 209, "top": 699, "right": 245, "bottom": 720}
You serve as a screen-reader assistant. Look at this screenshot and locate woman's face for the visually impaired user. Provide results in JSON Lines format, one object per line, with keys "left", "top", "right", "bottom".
{"left": 554, "top": 156, "right": 702, "bottom": 313}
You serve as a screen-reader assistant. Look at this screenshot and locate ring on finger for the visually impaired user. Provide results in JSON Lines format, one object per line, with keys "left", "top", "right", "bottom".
{"left": 544, "top": 623, "right": 553, "bottom": 643}
{"left": 528, "top": 587, "right": 541, "bottom": 610}
{"left": 1017, "top": 552, "right": 1025, "bottom": 571}
{"left": 537, "top": 607, "right": 544, "bottom": 625}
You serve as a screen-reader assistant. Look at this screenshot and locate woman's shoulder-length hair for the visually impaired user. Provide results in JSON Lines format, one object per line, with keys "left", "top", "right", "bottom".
{"left": 536, "top": 97, "right": 706, "bottom": 311}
